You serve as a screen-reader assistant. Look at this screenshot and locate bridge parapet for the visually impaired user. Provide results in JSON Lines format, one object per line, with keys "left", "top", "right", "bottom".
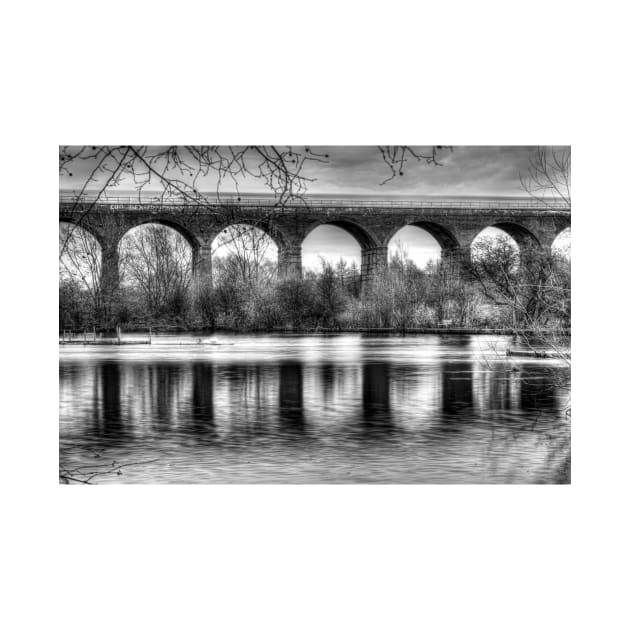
{"left": 60, "top": 193, "right": 569, "bottom": 216}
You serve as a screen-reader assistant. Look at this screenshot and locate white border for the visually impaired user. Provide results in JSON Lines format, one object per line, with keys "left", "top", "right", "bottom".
{"left": 3, "top": 1, "right": 629, "bottom": 629}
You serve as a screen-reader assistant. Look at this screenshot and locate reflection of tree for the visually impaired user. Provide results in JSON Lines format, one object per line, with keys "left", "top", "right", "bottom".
{"left": 147, "top": 364, "right": 185, "bottom": 429}
{"left": 519, "top": 364, "right": 565, "bottom": 413}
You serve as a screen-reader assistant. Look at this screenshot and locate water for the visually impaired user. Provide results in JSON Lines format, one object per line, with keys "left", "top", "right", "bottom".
{"left": 59, "top": 333, "right": 571, "bottom": 484}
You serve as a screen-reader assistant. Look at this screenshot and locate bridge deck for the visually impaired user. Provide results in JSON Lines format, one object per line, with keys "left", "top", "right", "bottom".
{"left": 59, "top": 192, "right": 568, "bottom": 212}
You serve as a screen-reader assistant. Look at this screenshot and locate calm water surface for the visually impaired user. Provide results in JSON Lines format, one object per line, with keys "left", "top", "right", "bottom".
{"left": 59, "top": 334, "right": 570, "bottom": 483}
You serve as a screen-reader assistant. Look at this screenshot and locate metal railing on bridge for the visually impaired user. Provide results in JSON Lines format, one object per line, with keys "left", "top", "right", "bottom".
{"left": 59, "top": 191, "right": 569, "bottom": 211}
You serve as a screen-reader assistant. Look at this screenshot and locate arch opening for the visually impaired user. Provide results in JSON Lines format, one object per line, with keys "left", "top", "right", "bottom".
{"left": 118, "top": 223, "right": 194, "bottom": 318}
{"left": 301, "top": 223, "right": 365, "bottom": 274}
{"left": 211, "top": 224, "right": 279, "bottom": 283}
{"left": 471, "top": 226, "right": 520, "bottom": 271}
{"left": 387, "top": 225, "right": 443, "bottom": 270}
{"left": 488, "top": 222, "right": 540, "bottom": 251}
{"left": 552, "top": 228, "right": 571, "bottom": 260}
{"left": 59, "top": 221, "right": 103, "bottom": 290}
{"left": 130, "top": 218, "right": 199, "bottom": 251}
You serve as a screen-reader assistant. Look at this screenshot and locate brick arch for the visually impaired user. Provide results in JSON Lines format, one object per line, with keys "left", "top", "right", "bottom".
{"left": 211, "top": 218, "right": 287, "bottom": 251}
{"left": 384, "top": 220, "right": 460, "bottom": 253}
{"left": 120, "top": 218, "right": 202, "bottom": 251}
{"left": 551, "top": 226, "right": 571, "bottom": 256}
{"left": 554, "top": 216, "right": 571, "bottom": 239}
{"left": 483, "top": 222, "right": 542, "bottom": 250}
{"left": 59, "top": 218, "right": 108, "bottom": 250}
{"left": 301, "top": 219, "right": 380, "bottom": 250}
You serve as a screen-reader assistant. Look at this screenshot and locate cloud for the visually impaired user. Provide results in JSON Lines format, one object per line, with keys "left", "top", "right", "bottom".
{"left": 60, "top": 146, "right": 569, "bottom": 198}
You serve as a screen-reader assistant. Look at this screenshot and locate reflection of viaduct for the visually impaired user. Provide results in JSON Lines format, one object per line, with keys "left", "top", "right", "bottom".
{"left": 59, "top": 193, "right": 570, "bottom": 289}
{"left": 67, "top": 359, "right": 561, "bottom": 441}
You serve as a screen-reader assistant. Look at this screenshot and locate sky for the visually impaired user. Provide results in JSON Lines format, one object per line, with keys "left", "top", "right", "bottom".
{"left": 60, "top": 145, "right": 550, "bottom": 197}
{"left": 59, "top": 146, "right": 570, "bottom": 270}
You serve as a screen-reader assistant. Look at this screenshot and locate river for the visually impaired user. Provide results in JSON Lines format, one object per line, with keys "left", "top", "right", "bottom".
{"left": 59, "top": 333, "right": 571, "bottom": 483}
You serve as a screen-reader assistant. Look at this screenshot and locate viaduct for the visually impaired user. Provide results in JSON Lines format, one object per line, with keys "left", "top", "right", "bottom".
{"left": 59, "top": 192, "right": 571, "bottom": 291}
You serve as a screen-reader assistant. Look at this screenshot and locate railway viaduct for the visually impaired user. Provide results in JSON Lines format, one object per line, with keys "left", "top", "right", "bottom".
{"left": 59, "top": 193, "right": 571, "bottom": 291}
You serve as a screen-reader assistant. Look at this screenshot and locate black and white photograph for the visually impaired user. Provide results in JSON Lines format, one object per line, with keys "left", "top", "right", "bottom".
{"left": 59, "top": 145, "right": 571, "bottom": 484}
{"left": 5, "top": 2, "right": 628, "bottom": 629}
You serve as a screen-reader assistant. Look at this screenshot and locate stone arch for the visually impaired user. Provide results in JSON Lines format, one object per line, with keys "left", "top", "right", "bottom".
{"left": 214, "top": 217, "right": 287, "bottom": 251}
{"left": 301, "top": 218, "right": 380, "bottom": 251}
{"left": 59, "top": 220, "right": 104, "bottom": 290}
{"left": 117, "top": 221, "right": 197, "bottom": 299}
{"left": 552, "top": 227, "right": 571, "bottom": 259}
{"left": 486, "top": 222, "right": 541, "bottom": 251}
{"left": 211, "top": 222, "right": 280, "bottom": 281}
{"left": 122, "top": 217, "right": 201, "bottom": 251}
{"left": 384, "top": 220, "right": 460, "bottom": 253}
{"left": 300, "top": 219, "right": 383, "bottom": 286}
{"left": 59, "top": 217, "right": 107, "bottom": 250}
{"left": 119, "top": 219, "right": 208, "bottom": 292}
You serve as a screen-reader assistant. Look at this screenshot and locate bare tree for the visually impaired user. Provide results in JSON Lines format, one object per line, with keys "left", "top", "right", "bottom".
{"left": 119, "top": 225, "right": 193, "bottom": 318}
{"left": 59, "top": 223, "right": 102, "bottom": 321}
{"left": 519, "top": 146, "right": 571, "bottom": 210}
{"left": 59, "top": 145, "right": 451, "bottom": 235}
{"left": 377, "top": 146, "right": 452, "bottom": 184}
{"left": 517, "top": 145, "right": 571, "bottom": 371}
{"left": 469, "top": 235, "right": 570, "bottom": 328}
{"left": 213, "top": 225, "right": 276, "bottom": 283}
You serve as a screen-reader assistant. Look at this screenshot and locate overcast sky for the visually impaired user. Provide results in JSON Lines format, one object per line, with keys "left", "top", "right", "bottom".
{"left": 61, "top": 145, "right": 554, "bottom": 197}
{"left": 280, "top": 145, "right": 543, "bottom": 197}
{"left": 60, "top": 146, "right": 569, "bottom": 270}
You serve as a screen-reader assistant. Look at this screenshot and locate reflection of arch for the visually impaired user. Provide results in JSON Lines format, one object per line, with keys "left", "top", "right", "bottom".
{"left": 279, "top": 362, "right": 304, "bottom": 427}
{"left": 362, "top": 362, "right": 394, "bottom": 434}
{"left": 385, "top": 221, "right": 460, "bottom": 252}
{"left": 302, "top": 219, "right": 379, "bottom": 250}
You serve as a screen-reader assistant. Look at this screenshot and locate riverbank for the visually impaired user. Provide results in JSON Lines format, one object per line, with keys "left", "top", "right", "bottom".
{"left": 271, "top": 326, "right": 571, "bottom": 336}
{"left": 61, "top": 325, "right": 571, "bottom": 337}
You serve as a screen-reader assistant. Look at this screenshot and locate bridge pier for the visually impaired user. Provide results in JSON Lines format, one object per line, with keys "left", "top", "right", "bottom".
{"left": 99, "top": 243, "right": 121, "bottom": 327}
{"left": 361, "top": 246, "right": 388, "bottom": 291}
{"left": 443, "top": 244, "right": 473, "bottom": 280}
{"left": 278, "top": 244, "right": 303, "bottom": 279}
{"left": 192, "top": 241, "right": 214, "bottom": 293}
